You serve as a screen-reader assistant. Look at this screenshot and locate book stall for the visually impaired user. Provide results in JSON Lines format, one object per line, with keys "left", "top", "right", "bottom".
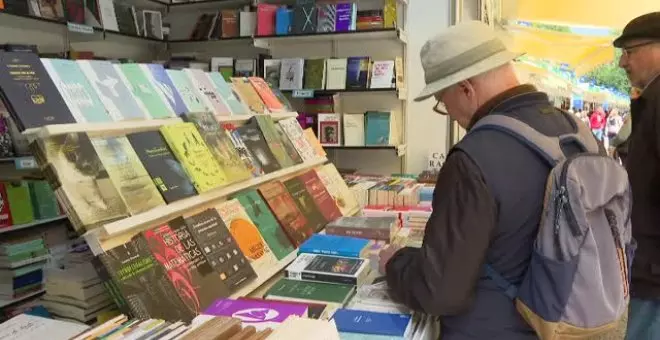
{"left": 0, "top": 0, "right": 441, "bottom": 338}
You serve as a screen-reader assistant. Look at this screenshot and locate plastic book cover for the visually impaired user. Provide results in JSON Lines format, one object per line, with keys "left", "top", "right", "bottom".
{"left": 117, "top": 64, "right": 175, "bottom": 119}
{"left": 143, "top": 64, "right": 188, "bottom": 116}
{"left": 166, "top": 69, "right": 209, "bottom": 113}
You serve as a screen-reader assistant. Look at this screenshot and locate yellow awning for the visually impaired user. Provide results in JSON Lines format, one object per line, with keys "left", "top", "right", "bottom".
{"left": 502, "top": 0, "right": 660, "bottom": 29}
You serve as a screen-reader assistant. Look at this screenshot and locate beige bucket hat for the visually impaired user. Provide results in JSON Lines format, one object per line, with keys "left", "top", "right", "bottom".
{"left": 414, "top": 20, "right": 522, "bottom": 102}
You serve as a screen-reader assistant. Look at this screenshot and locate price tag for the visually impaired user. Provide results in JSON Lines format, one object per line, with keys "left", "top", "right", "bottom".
{"left": 15, "top": 157, "right": 37, "bottom": 170}
{"left": 292, "top": 89, "right": 315, "bottom": 98}
{"left": 67, "top": 22, "right": 94, "bottom": 34}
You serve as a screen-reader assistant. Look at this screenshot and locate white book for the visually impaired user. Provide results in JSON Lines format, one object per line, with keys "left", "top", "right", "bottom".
{"left": 279, "top": 58, "right": 305, "bottom": 90}
{"left": 278, "top": 118, "right": 317, "bottom": 162}
{"left": 239, "top": 11, "right": 256, "bottom": 37}
{"left": 285, "top": 253, "right": 370, "bottom": 286}
{"left": 142, "top": 10, "right": 164, "bottom": 40}
{"left": 0, "top": 314, "right": 88, "bottom": 340}
{"left": 325, "top": 59, "right": 348, "bottom": 90}
{"left": 342, "top": 113, "right": 365, "bottom": 146}
{"left": 184, "top": 68, "right": 232, "bottom": 116}
{"left": 98, "top": 0, "right": 119, "bottom": 31}
{"left": 318, "top": 113, "right": 342, "bottom": 146}
{"left": 263, "top": 59, "right": 282, "bottom": 87}
{"left": 369, "top": 60, "right": 395, "bottom": 89}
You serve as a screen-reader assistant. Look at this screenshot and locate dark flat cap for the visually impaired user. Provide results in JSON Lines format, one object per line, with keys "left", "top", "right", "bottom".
{"left": 614, "top": 12, "right": 660, "bottom": 47}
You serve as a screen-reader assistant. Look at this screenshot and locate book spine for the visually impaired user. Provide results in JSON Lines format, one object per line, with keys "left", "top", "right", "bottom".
{"left": 285, "top": 269, "right": 357, "bottom": 286}
{"left": 92, "top": 256, "right": 132, "bottom": 317}
{"left": 298, "top": 248, "right": 360, "bottom": 258}
{"left": 325, "top": 226, "right": 389, "bottom": 242}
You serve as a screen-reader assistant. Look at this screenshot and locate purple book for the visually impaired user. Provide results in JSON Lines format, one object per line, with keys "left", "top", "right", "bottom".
{"left": 203, "top": 298, "right": 308, "bottom": 330}
{"left": 335, "top": 3, "right": 353, "bottom": 32}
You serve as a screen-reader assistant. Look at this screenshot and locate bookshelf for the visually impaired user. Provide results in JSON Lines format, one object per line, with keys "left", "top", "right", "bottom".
{"left": 0, "top": 289, "right": 46, "bottom": 308}
{"left": 83, "top": 156, "right": 329, "bottom": 255}
{"left": 0, "top": 215, "right": 67, "bottom": 234}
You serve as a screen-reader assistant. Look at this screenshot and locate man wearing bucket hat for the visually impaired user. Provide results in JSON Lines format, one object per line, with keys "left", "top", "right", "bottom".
{"left": 379, "top": 21, "right": 599, "bottom": 339}
{"left": 613, "top": 12, "right": 660, "bottom": 340}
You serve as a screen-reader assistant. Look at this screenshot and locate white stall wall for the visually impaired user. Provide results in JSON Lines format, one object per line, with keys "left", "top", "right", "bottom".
{"left": 404, "top": 0, "right": 452, "bottom": 174}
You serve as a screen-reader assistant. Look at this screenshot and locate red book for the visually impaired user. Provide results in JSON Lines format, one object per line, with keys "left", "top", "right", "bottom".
{"left": 256, "top": 4, "right": 277, "bottom": 36}
{"left": 0, "top": 183, "right": 13, "bottom": 228}
{"left": 258, "top": 181, "right": 313, "bottom": 247}
{"left": 298, "top": 170, "right": 342, "bottom": 223}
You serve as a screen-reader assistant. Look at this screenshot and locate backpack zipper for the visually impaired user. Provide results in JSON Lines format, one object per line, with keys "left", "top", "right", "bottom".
{"left": 559, "top": 153, "right": 604, "bottom": 237}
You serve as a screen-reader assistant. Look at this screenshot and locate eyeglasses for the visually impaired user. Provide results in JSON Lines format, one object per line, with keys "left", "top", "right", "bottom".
{"left": 433, "top": 101, "right": 448, "bottom": 115}
{"left": 621, "top": 41, "right": 660, "bottom": 57}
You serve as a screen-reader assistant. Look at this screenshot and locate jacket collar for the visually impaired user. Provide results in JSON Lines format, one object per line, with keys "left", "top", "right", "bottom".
{"left": 468, "top": 84, "right": 546, "bottom": 130}
{"left": 641, "top": 73, "right": 660, "bottom": 99}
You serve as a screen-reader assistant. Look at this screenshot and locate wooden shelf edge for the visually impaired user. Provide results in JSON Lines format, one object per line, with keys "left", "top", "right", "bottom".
{"left": 215, "top": 112, "right": 298, "bottom": 123}
{"left": 22, "top": 118, "right": 183, "bottom": 140}
{"left": 0, "top": 216, "right": 67, "bottom": 234}
{"left": 0, "top": 289, "right": 46, "bottom": 308}
{"left": 229, "top": 251, "right": 298, "bottom": 299}
{"left": 84, "top": 157, "right": 328, "bottom": 254}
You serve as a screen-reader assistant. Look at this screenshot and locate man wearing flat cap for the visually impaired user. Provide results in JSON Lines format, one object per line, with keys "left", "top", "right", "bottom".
{"left": 614, "top": 12, "right": 660, "bottom": 339}
{"left": 378, "top": 21, "right": 599, "bottom": 339}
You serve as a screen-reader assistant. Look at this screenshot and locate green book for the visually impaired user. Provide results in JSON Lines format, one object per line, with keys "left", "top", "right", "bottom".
{"left": 233, "top": 190, "right": 295, "bottom": 260}
{"left": 117, "top": 64, "right": 175, "bottom": 119}
{"left": 255, "top": 115, "right": 295, "bottom": 168}
{"left": 264, "top": 278, "right": 355, "bottom": 305}
{"left": 5, "top": 181, "right": 35, "bottom": 225}
{"left": 28, "top": 181, "right": 61, "bottom": 219}
{"left": 1, "top": 239, "right": 45, "bottom": 256}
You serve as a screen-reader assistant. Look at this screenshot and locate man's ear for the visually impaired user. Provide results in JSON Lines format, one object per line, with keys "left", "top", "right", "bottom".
{"left": 458, "top": 80, "right": 475, "bottom": 99}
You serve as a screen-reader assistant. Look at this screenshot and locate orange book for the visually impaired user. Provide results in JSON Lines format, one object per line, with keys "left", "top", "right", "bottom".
{"left": 248, "top": 77, "right": 284, "bottom": 112}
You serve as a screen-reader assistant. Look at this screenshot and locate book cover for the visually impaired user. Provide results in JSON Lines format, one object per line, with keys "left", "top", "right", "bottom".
{"left": 98, "top": 238, "right": 195, "bottom": 322}
{"left": 142, "top": 10, "right": 163, "bottom": 40}
{"left": 298, "top": 170, "right": 342, "bottom": 222}
{"left": 126, "top": 130, "right": 197, "bottom": 204}
{"left": 285, "top": 253, "right": 369, "bottom": 286}
{"left": 5, "top": 181, "right": 34, "bottom": 225}
{"left": 206, "top": 72, "right": 250, "bottom": 116}
{"left": 335, "top": 3, "right": 354, "bottom": 31}
{"left": 41, "top": 58, "right": 111, "bottom": 123}
{"left": 292, "top": 3, "right": 317, "bottom": 34}
{"left": 36, "top": 133, "right": 129, "bottom": 228}
{"left": 0, "top": 183, "right": 13, "bottom": 228}
{"left": 184, "top": 68, "right": 232, "bottom": 116}
{"left": 254, "top": 115, "right": 294, "bottom": 168}
{"left": 274, "top": 123, "right": 303, "bottom": 165}
{"left": 316, "top": 4, "right": 336, "bottom": 33}
{"left": 203, "top": 298, "right": 307, "bottom": 331}
{"left": 258, "top": 181, "right": 312, "bottom": 247}
{"left": 232, "top": 190, "right": 295, "bottom": 261}
{"left": 238, "top": 297, "right": 328, "bottom": 320}
{"left": 184, "top": 209, "right": 256, "bottom": 291}
{"left": 184, "top": 112, "right": 251, "bottom": 183}
{"left": 210, "top": 57, "right": 234, "bottom": 81}
{"left": 98, "top": 0, "right": 118, "bottom": 31}
{"left": 143, "top": 64, "right": 188, "bottom": 116}
{"left": 165, "top": 69, "right": 208, "bottom": 114}
{"left": 325, "top": 216, "right": 397, "bottom": 242}
{"left": 256, "top": 4, "right": 277, "bottom": 36}
{"left": 332, "top": 309, "right": 412, "bottom": 337}
{"left": 117, "top": 64, "right": 175, "bottom": 119}
{"left": 278, "top": 58, "right": 304, "bottom": 90}
{"left": 113, "top": 2, "right": 138, "bottom": 36}
{"left": 275, "top": 7, "right": 291, "bottom": 35}
{"left": 277, "top": 118, "right": 317, "bottom": 162}
{"left": 346, "top": 57, "right": 371, "bottom": 90}
{"left": 283, "top": 176, "right": 327, "bottom": 233}
{"left": 224, "top": 125, "right": 264, "bottom": 178}
{"left": 84, "top": 0, "right": 102, "bottom": 27}
{"left": 77, "top": 60, "right": 147, "bottom": 121}
{"left": 220, "top": 9, "right": 239, "bottom": 38}
{"left": 342, "top": 113, "right": 365, "bottom": 146}
{"left": 39, "top": 0, "right": 65, "bottom": 20}
{"left": 314, "top": 163, "right": 359, "bottom": 216}
{"left": 236, "top": 120, "right": 281, "bottom": 174}
{"left": 0, "top": 51, "right": 75, "bottom": 130}
{"left": 216, "top": 199, "right": 279, "bottom": 277}
{"left": 265, "top": 278, "right": 355, "bottom": 305}
{"left": 325, "top": 59, "right": 348, "bottom": 90}
{"left": 90, "top": 136, "right": 165, "bottom": 215}
{"left": 369, "top": 60, "right": 395, "bottom": 89}
{"left": 160, "top": 122, "right": 228, "bottom": 193}
{"left": 365, "top": 111, "right": 391, "bottom": 145}
{"left": 230, "top": 77, "right": 266, "bottom": 114}
{"left": 299, "top": 234, "right": 369, "bottom": 258}
{"left": 263, "top": 59, "right": 281, "bottom": 88}
{"left": 63, "top": 0, "right": 85, "bottom": 24}
{"left": 303, "top": 59, "right": 325, "bottom": 90}
{"left": 247, "top": 77, "right": 283, "bottom": 113}
{"left": 28, "top": 180, "right": 61, "bottom": 219}
{"left": 318, "top": 113, "right": 341, "bottom": 146}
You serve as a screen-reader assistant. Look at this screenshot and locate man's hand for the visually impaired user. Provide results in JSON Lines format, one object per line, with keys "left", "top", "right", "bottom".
{"left": 378, "top": 244, "right": 402, "bottom": 275}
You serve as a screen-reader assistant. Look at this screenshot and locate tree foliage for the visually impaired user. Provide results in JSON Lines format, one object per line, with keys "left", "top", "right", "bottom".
{"left": 529, "top": 22, "right": 571, "bottom": 33}
{"left": 583, "top": 50, "right": 630, "bottom": 95}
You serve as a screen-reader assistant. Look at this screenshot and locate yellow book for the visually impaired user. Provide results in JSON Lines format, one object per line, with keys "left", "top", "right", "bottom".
{"left": 315, "top": 163, "right": 359, "bottom": 216}
{"left": 383, "top": 0, "right": 397, "bottom": 28}
{"left": 160, "top": 123, "right": 228, "bottom": 192}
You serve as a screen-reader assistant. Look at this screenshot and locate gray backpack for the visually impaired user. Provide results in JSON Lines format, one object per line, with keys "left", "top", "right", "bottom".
{"left": 472, "top": 114, "right": 635, "bottom": 339}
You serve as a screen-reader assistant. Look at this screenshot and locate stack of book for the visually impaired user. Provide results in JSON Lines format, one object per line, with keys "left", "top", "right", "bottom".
{"left": 343, "top": 174, "right": 434, "bottom": 208}
{"left": 41, "top": 248, "right": 117, "bottom": 324}
{"left": 0, "top": 235, "right": 49, "bottom": 303}
{"left": 0, "top": 180, "right": 62, "bottom": 229}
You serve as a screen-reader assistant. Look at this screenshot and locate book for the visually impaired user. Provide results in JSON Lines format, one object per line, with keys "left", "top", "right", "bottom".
{"left": 0, "top": 51, "right": 75, "bottom": 130}
{"left": 303, "top": 59, "right": 326, "bottom": 90}
{"left": 160, "top": 122, "right": 228, "bottom": 193}
{"left": 126, "top": 130, "right": 197, "bottom": 204}
{"left": 254, "top": 115, "right": 294, "bottom": 168}
{"left": 166, "top": 69, "right": 208, "bottom": 113}
{"left": 206, "top": 72, "right": 250, "bottom": 116}
{"left": 215, "top": 199, "right": 279, "bottom": 277}
{"left": 248, "top": 77, "right": 283, "bottom": 113}
{"left": 277, "top": 117, "right": 317, "bottom": 162}
{"left": 285, "top": 253, "right": 370, "bottom": 286}
{"left": 203, "top": 298, "right": 307, "bottom": 331}
{"left": 232, "top": 190, "right": 295, "bottom": 261}
{"left": 142, "top": 64, "right": 188, "bottom": 116}
{"left": 230, "top": 77, "right": 266, "bottom": 114}
{"left": 264, "top": 278, "right": 355, "bottom": 305}
{"left": 369, "top": 60, "right": 395, "bottom": 89}
{"left": 298, "top": 170, "right": 342, "bottom": 222}
{"left": 236, "top": 120, "right": 281, "bottom": 174}
{"left": 365, "top": 111, "right": 392, "bottom": 145}
{"left": 273, "top": 123, "right": 304, "bottom": 165}
{"left": 325, "top": 59, "right": 348, "bottom": 90}
{"left": 278, "top": 58, "right": 304, "bottom": 90}
{"left": 40, "top": 58, "right": 111, "bottom": 123}
{"left": 238, "top": 297, "right": 328, "bottom": 320}
{"left": 314, "top": 163, "right": 359, "bottom": 216}
{"left": 335, "top": 3, "right": 355, "bottom": 31}
{"left": 223, "top": 125, "right": 264, "bottom": 178}
{"left": 316, "top": 4, "right": 336, "bottom": 33}
{"left": 283, "top": 176, "right": 327, "bottom": 233}
{"left": 184, "top": 68, "right": 232, "bottom": 116}
{"left": 299, "top": 234, "right": 370, "bottom": 258}
{"left": 0, "top": 183, "right": 13, "bottom": 228}
{"left": 317, "top": 113, "right": 341, "bottom": 146}
{"left": 142, "top": 10, "right": 163, "bottom": 39}
{"left": 77, "top": 60, "right": 146, "bottom": 121}
{"left": 258, "top": 181, "right": 313, "bottom": 247}
{"left": 325, "top": 216, "right": 397, "bottom": 242}
{"left": 346, "top": 57, "right": 371, "bottom": 90}
{"left": 4, "top": 181, "right": 35, "bottom": 225}
{"left": 90, "top": 136, "right": 165, "bottom": 215}
{"left": 97, "top": 238, "right": 195, "bottom": 322}
{"left": 263, "top": 60, "right": 281, "bottom": 88}
{"left": 28, "top": 180, "right": 61, "bottom": 219}
{"left": 184, "top": 112, "right": 251, "bottom": 183}
{"left": 184, "top": 209, "right": 257, "bottom": 292}
{"left": 342, "top": 113, "right": 365, "bottom": 146}
{"left": 332, "top": 309, "right": 412, "bottom": 337}
{"left": 116, "top": 63, "right": 175, "bottom": 119}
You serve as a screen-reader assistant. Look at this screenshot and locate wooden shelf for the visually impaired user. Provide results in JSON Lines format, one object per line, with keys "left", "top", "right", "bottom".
{"left": 324, "top": 144, "right": 406, "bottom": 156}
{"left": 253, "top": 28, "right": 407, "bottom": 46}
{"left": 214, "top": 112, "right": 298, "bottom": 123}
{"left": 22, "top": 118, "right": 183, "bottom": 141}
{"left": 230, "top": 251, "right": 297, "bottom": 299}
{"left": 0, "top": 216, "right": 67, "bottom": 234}
{"left": 0, "top": 289, "right": 46, "bottom": 308}
{"left": 84, "top": 157, "right": 328, "bottom": 255}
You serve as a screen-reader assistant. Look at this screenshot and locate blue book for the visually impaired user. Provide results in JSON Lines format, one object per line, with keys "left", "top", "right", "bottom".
{"left": 339, "top": 333, "right": 404, "bottom": 340}
{"left": 299, "top": 234, "right": 369, "bottom": 258}
{"left": 207, "top": 72, "right": 250, "bottom": 115}
{"left": 335, "top": 3, "right": 354, "bottom": 32}
{"left": 144, "top": 64, "right": 188, "bottom": 116}
{"left": 365, "top": 111, "right": 391, "bottom": 145}
{"left": 276, "top": 7, "right": 292, "bottom": 35}
{"left": 333, "top": 309, "right": 412, "bottom": 337}
{"left": 77, "top": 60, "right": 147, "bottom": 121}
{"left": 41, "top": 58, "right": 111, "bottom": 123}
